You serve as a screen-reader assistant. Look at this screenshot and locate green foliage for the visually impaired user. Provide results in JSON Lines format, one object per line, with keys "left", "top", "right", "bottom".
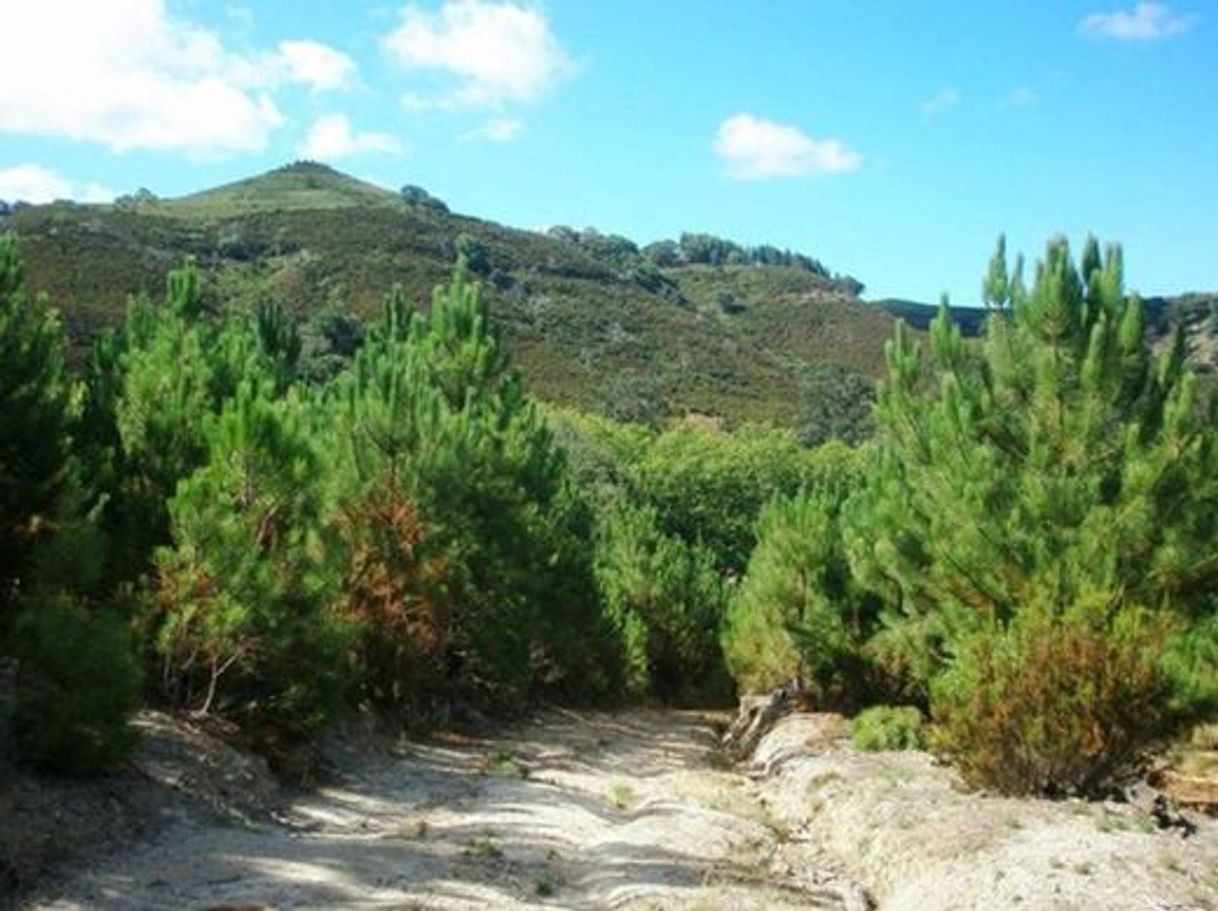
{"left": 636, "top": 422, "right": 857, "bottom": 571}
{"left": 543, "top": 405, "right": 651, "bottom": 510}
{"left": 399, "top": 184, "right": 448, "bottom": 213}
{"left": 851, "top": 705, "right": 924, "bottom": 752}
{"left": 798, "top": 364, "right": 875, "bottom": 446}
{"left": 297, "top": 308, "right": 363, "bottom": 384}
{"left": 84, "top": 262, "right": 309, "bottom": 586}
{"left": 850, "top": 235, "right": 1218, "bottom": 793}
{"left": 641, "top": 239, "right": 681, "bottom": 267}
{"left": 454, "top": 232, "right": 491, "bottom": 275}
{"left": 553, "top": 410, "right": 868, "bottom": 703}
{"left": 595, "top": 503, "right": 728, "bottom": 701}
{"left": 0, "top": 233, "right": 73, "bottom": 616}
{"left": 153, "top": 380, "right": 350, "bottom": 741}
{"left": 8, "top": 596, "right": 140, "bottom": 775}
{"left": 325, "top": 265, "right": 615, "bottom": 714}
{"left": 723, "top": 481, "right": 878, "bottom": 705}
{"left": 98, "top": 268, "right": 219, "bottom": 580}
{"left": 0, "top": 236, "right": 138, "bottom": 777}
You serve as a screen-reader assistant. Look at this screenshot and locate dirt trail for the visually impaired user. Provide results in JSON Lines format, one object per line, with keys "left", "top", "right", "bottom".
{"left": 15, "top": 709, "right": 1217, "bottom": 911}
{"left": 20, "top": 710, "right": 866, "bottom": 911}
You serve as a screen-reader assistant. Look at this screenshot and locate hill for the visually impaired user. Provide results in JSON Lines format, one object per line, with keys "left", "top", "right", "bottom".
{"left": 1, "top": 162, "right": 897, "bottom": 438}
{"left": 2, "top": 162, "right": 1212, "bottom": 435}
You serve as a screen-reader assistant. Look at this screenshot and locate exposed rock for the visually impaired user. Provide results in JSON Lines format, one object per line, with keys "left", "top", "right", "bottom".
{"left": 723, "top": 685, "right": 795, "bottom": 759}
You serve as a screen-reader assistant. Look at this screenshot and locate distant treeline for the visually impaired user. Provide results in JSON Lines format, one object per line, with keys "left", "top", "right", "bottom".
{"left": 544, "top": 226, "right": 865, "bottom": 296}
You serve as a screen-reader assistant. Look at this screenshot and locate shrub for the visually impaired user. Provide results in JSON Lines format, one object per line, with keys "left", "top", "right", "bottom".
{"left": 454, "top": 233, "right": 490, "bottom": 275}
{"left": 852, "top": 705, "right": 923, "bottom": 752}
{"left": 8, "top": 597, "right": 140, "bottom": 775}
{"left": 635, "top": 421, "right": 857, "bottom": 572}
{"left": 930, "top": 597, "right": 1182, "bottom": 795}
{"left": 399, "top": 185, "right": 448, "bottom": 212}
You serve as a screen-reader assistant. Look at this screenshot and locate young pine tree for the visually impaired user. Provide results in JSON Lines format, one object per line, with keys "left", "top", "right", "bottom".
{"left": 723, "top": 479, "right": 878, "bottom": 707}
{"left": 849, "top": 236, "right": 1218, "bottom": 794}
{"left": 99, "top": 263, "right": 218, "bottom": 581}
{"left": 0, "top": 233, "right": 72, "bottom": 616}
{"left": 154, "top": 380, "right": 350, "bottom": 743}
{"left": 0, "top": 233, "right": 138, "bottom": 775}
{"left": 324, "top": 264, "right": 614, "bottom": 715}
{"left": 595, "top": 503, "right": 728, "bottom": 702}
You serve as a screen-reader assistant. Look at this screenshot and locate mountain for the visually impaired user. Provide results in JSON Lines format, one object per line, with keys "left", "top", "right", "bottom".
{"left": 2, "top": 162, "right": 1211, "bottom": 436}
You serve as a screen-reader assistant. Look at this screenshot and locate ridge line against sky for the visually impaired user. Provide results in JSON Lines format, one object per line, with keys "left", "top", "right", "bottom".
{"left": 0, "top": 0, "right": 1214, "bottom": 304}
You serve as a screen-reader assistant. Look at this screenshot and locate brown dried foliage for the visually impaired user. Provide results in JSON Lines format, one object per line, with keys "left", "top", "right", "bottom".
{"left": 931, "top": 605, "right": 1178, "bottom": 796}
{"left": 340, "top": 488, "right": 451, "bottom": 710}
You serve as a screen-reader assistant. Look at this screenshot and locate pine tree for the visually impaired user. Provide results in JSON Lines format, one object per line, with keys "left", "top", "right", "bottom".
{"left": 723, "top": 480, "right": 877, "bottom": 704}
{"left": 0, "top": 233, "right": 139, "bottom": 774}
{"left": 154, "top": 379, "right": 349, "bottom": 739}
{"left": 89, "top": 260, "right": 230, "bottom": 582}
{"left": 848, "top": 235, "right": 1218, "bottom": 793}
{"left": 594, "top": 503, "right": 727, "bottom": 700}
{"left": 323, "top": 264, "right": 613, "bottom": 714}
{"left": 0, "top": 233, "right": 72, "bottom": 618}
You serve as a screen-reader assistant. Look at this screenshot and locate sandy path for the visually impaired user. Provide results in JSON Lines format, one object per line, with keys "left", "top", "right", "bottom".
{"left": 22, "top": 710, "right": 865, "bottom": 911}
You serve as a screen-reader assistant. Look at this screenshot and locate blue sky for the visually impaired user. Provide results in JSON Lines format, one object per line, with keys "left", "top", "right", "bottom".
{"left": 1, "top": 1, "right": 1215, "bottom": 304}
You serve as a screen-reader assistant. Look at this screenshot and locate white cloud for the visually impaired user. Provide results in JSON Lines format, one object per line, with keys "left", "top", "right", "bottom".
{"left": 920, "top": 87, "right": 961, "bottom": 116}
{"left": 384, "top": 1, "right": 573, "bottom": 110}
{"left": 463, "top": 115, "right": 524, "bottom": 142}
{"left": 300, "top": 114, "right": 402, "bottom": 160}
{"left": 714, "top": 114, "right": 860, "bottom": 180}
{"left": 1080, "top": 3, "right": 1197, "bottom": 40}
{"left": 0, "top": 1, "right": 357, "bottom": 156}
{"left": 274, "top": 40, "right": 356, "bottom": 92}
{"left": 0, "top": 164, "right": 115, "bottom": 204}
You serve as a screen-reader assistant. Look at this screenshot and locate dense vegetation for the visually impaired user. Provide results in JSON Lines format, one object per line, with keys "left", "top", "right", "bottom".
{"left": 725, "top": 237, "right": 1218, "bottom": 794}
{"left": 1, "top": 223, "right": 1213, "bottom": 799}
{"left": 0, "top": 230, "right": 836, "bottom": 775}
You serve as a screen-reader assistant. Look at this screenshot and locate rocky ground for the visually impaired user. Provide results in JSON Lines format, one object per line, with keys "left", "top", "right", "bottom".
{"left": 2, "top": 708, "right": 1215, "bottom": 910}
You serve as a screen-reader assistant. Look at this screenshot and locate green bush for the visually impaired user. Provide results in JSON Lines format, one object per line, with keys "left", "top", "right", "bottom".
{"left": 930, "top": 597, "right": 1183, "bottom": 795}
{"left": 635, "top": 420, "right": 856, "bottom": 572}
{"left": 8, "top": 597, "right": 140, "bottom": 775}
{"left": 455, "top": 233, "right": 490, "bottom": 275}
{"left": 851, "top": 705, "right": 923, "bottom": 752}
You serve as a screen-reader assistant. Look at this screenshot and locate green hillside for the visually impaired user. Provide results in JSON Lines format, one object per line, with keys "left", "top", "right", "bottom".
{"left": 5, "top": 162, "right": 1210, "bottom": 436}
{"left": 0, "top": 162, "right": 894, "bottom": 435}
